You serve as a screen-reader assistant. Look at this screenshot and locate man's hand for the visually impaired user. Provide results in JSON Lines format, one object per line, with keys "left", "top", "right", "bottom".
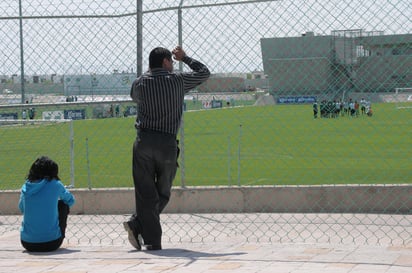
{"left": 172, "top": 46, "right": 186, "bottom": 61}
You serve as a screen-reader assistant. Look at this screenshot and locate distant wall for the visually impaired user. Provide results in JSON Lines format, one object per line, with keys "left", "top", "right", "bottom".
{"left": 0, "top": 83, "right": 64, "bottom": 95}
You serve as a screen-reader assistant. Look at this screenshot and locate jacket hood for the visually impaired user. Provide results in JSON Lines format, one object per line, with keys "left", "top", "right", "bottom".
{"left": 21, "top": 179, "right": 49, "bottom": 197}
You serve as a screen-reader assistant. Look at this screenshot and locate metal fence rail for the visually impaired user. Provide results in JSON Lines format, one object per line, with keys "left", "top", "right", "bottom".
{"left": 0, "top": 0, "right": 411, "bottom": 245}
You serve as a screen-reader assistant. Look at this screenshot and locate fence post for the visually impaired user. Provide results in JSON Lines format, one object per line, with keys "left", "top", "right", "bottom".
{"left": 178, "top": 0, "right": 186, "bottom": 187}
{"left": 237, "top": 124, "right": 242, "bottom": 186}
{"left": 136, "top": 0, "right": 143, "bottom": 76}
{"left": 69, "top": 119, "right": 75, "bottom": 187}
{"left": 18, "top": 0, "right": 26, "bottom": 104}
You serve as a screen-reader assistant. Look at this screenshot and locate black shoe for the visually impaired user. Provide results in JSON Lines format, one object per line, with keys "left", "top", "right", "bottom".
{"left": 145, "top": 245, "right": 162, "bottom": 251}
{"left": 123, "top": 221, "right": 143, "bottom": 250}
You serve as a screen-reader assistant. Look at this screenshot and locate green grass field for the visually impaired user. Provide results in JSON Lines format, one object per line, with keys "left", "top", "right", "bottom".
{"left": 1, "top": 102, "right": 410, "bottom": 189}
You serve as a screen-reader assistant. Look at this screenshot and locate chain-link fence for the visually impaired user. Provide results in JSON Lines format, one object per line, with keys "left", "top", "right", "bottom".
{"left": 0, "top": 0, "right": 411, "bottom": 246}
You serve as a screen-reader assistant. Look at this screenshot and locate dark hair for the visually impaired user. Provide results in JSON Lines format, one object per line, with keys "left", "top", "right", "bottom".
{"left": 149, "top": 47, "right": 172, "bottom": 69}
{"left": 27, "top": 156, "right": 60, "bottom": 181}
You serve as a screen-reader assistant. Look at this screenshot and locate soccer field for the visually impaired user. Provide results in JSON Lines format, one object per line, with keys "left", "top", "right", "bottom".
{"left": 0, "top": 103, "right": 410, "bottom": 189}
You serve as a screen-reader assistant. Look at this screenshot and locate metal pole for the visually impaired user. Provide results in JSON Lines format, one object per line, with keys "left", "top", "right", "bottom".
{"left": 237, "top": 124, "right": 242, "bottom": 186}
{"left": 178, "top": 0, "right": 185, "bottom": 187}
{"left": 69, "top": 120, "right": 75, "bottom": 187}
{"left": 228, "top": 136, "right": 231, "bottom": 186}
{"left": 178, "top": 0, "right": 184, "bottom": 71}
{"left": 86, "top": 138, "right": 92, "bottom": 189}
{"left": 18, "top": 0, "right": 25, "bottom": 104}
{"left": 136, "top": 0, "right": 143, "bottom": 76}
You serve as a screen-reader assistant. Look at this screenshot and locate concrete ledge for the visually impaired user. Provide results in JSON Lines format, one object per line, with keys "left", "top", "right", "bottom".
{"left": 1, "top": 185, "right": 411, "bottom": 215}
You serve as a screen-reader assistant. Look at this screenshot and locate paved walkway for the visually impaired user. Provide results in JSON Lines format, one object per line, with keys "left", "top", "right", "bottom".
{"left": 1, "top": 229, "right": 411, "bottom": 272}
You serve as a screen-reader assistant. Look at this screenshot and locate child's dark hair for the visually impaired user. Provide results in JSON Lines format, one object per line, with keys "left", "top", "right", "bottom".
{"left": 27, "top": 156, "right": 60, "bottom": 181}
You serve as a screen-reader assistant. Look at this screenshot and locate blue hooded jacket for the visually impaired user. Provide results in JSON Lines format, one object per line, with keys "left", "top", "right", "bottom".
{"left": 19, "top": 179, "right": 75, "bottom": 243}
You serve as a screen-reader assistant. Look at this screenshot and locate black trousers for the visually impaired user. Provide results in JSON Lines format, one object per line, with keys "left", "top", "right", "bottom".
{"left": 21, "top": 200, "right": 70, "bottom": 252}
{"left": 131, "top": 130, "right": 178, "bottom": 246}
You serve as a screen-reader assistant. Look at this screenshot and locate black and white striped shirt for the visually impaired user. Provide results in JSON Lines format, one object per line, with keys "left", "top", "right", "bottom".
{"left": 130, "top": 56, "right": 210, "bottom": 135}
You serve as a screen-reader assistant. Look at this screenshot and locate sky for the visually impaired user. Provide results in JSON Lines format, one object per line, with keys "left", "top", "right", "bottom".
{"left": 0, "top": 0, "right": 410, "bottom": 76}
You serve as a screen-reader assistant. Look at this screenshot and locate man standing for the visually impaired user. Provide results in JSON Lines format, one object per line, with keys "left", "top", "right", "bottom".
{"left": 313, "top": 101, "right": 318, "bottom": 119}
{"left": 360, "top": 98, "right": 367, "bottom": 115}
{"left": 124, "top": 46, "right": 210, "bottom": 250}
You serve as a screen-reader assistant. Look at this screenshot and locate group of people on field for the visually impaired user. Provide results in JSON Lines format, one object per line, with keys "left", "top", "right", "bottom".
{"left": 313, "top": 98, "right": 372, "bottom": 119}
{"left": 22, "top": 100, "right": 36, "bottom": 120}
{"left": 18, "top": 46, "right": 210, "bottom": 252}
